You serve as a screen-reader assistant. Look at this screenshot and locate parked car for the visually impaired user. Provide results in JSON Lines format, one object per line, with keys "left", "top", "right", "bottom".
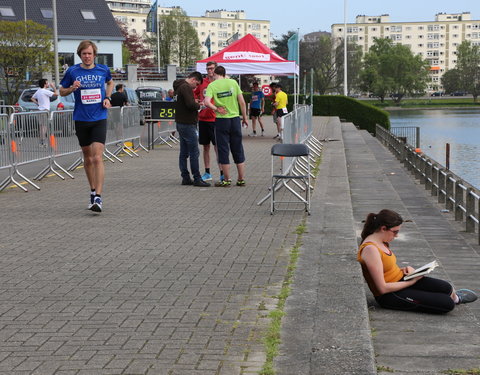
{"left": 135, "top": 86, "right": 165, "bottom": 119}
{"left": 430, "top": 91, "right": 444, "bottom": 97}
{"left": 16, "top": 87, "right": 75, "bottom": 112}
{"left": 450, "top": 91, "right": 466, "bottom": 96}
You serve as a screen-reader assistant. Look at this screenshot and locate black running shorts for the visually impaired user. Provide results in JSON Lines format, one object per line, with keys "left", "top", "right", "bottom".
{"left": 198, "top": 120, "right": 216, "bottom": 146}
{"left": 75, "top": 119, "right": 108, "bottom": 147}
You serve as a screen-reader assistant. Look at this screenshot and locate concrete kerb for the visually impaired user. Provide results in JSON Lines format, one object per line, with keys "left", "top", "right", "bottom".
{"left": 275, "top": 117, "right": 376, "bottom": 375}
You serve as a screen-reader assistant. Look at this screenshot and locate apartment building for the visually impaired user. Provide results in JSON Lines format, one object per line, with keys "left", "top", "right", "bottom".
{"left": 332, "top": 12, "right": 480, "bottom": 92}
{"left": 105, "top": 2, "right": 271, "bottom": 59}
{"left": 189, "top": 9, "right": 271, "bottom": 58}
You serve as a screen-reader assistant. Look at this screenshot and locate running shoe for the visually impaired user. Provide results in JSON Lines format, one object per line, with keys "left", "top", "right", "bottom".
{"left": 90, "top": 196, "right": 102, "bottom": 213}
{"left": 236, "top": 180, "right": 246, "bottom": 186}
{"left": 88, "top": 193, "right": 95, "bottom": 210}
{"left": 181, "top": 178, "right": 193, "bottom": 185}
{"left": 248, "top": 132, "right": 257, "bottom": 137}
{"left": 456, "top": 289, "right": 478, "bottom": 304}
{"left": 215, "top": 179, "right": 231, "bottom": 187}
{"left": 201, "top": 172, "right": 212, "bottom": 181}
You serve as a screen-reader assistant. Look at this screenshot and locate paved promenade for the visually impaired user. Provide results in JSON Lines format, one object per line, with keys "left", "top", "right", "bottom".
{"left": 0, "top": 119, "right": 326, "bottom": 375}
{"left": 0, "top": 117, "right": 479, "bottom": 375}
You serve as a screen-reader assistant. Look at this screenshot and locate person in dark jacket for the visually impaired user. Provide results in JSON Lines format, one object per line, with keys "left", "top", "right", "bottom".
{"left": 173, "top": 71, "right": 210, "bottom": 187}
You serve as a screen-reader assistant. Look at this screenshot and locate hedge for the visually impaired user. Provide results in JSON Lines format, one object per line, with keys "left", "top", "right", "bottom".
{"left": 242, "top": 92, "right": 390, "bottom": 134}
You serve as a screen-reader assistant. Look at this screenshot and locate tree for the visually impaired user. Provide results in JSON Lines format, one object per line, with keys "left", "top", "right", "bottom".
{"left": 360, "top": 38, "right": 430, "bottom": 103}
{"left": 441, "top": 68, "right": 461, "bottom": 94}
{"left": 0, "top": 20, "right": 54, "bottom": 104}
{"left": 335, "top": 41, "right": 363, "bottom": 95}
{"left": 116, "top": 20, "right": 153, "bottom": 67}
{"left": 146, "top": 9, "right": 201, "bottom": 68}
{"left": 455, "top": 40, "right": 480, "bottom": 102}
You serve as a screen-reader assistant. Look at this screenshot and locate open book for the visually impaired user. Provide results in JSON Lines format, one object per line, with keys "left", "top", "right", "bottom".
{"left": 403, "top": 260, "right": 439, "bottom": 281}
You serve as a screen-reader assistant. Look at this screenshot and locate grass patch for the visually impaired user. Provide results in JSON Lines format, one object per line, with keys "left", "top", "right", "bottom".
{"left": 441, "top": 370, "right": 480, "bottom": 375}
{"left": 258, "top": 146, "right": 322, "bottom": 375}
{"left": 377, "top": 365, "right": 395, "bottom": 373}
{"left": 258, "top": 221, "right": 304, "bottom": 375}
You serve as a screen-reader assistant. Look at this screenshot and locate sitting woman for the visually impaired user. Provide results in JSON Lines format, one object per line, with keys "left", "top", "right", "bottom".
{"left": 358, "top": 209, "right": 477, "bottom": 313}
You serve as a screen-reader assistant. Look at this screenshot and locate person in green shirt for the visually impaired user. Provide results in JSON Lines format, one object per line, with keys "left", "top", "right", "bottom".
{"left": 204, "top": 66, "right": 248, "bottom": 187}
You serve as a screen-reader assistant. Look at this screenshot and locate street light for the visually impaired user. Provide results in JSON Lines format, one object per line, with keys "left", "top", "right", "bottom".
{"left": 52, "top": 0, "right": 60, "bottom": 87}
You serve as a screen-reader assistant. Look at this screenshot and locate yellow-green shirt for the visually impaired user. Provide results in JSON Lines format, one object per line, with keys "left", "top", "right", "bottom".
{"left": 206, "top": 78, "right": 242, "bottom": 118}
{"left": 275, "top": 91, "right": 288, "bottom": 109}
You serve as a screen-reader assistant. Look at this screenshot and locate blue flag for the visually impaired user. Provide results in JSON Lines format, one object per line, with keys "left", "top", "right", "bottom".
{"left": 205, "top": 34, "right": 211, "bottom": 56}
{"left": 287, "top": 32, "right": 299, "bottom": 63}
{"left": 146, "top": 0, "right": 158, "bottom": 33}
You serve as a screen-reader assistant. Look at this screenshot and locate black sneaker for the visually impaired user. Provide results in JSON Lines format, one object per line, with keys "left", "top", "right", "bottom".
{"left": 456, "top": 289, "right": 478, "bottom": 304}
{"left": 181, "top": 179, "right": 193, "bottom": 185}
{"left": 193, "top": 179, "right": 211, "bottom": 187}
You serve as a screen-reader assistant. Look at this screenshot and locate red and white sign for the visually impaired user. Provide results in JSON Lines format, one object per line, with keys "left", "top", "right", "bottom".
{"left": 262, "top": 85, "right": 272, "bottom": 96}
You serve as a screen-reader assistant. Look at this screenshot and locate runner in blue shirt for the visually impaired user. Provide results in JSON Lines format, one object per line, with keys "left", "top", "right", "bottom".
{"left": 248, "top": 82, "right": 265, "bottom": 137}
{"left": 60, "top": 40, "right": 114, "bottom": 213}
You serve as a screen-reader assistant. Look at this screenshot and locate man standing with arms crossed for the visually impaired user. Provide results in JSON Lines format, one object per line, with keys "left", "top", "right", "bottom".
{"left": 60, "top": 40, "right": 113, "bottom": 213}
{"left": 173, "top": 71, "right": 210, "bottom": 187}
{"left": 204, "top": 66, "right": 248, "bottom": 187}
{"left": 194, "top": 61, "right": 222, "bottom": 182}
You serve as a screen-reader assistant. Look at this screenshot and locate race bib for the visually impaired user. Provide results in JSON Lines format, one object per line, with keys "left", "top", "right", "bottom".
{"left": 81, "top": 88, "right": 102, "bottom": 104}
{"left": 282, "top": 107, "right": 288, "bottom": 114}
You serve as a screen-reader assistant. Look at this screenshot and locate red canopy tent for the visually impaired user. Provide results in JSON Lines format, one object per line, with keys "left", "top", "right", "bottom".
{"left": 196, "top": 33, "right": 299, "bottom": 75}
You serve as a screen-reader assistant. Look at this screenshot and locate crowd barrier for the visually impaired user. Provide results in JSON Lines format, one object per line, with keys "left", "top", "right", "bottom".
{"left": 257, "top": 105, "right": 323, "bottom": 206}
{"left": 376, "top": 124, "right": 480, "bottom": 245}
{"left": 145, "top": 119, "right": 178, "bottom": 149}
{"left": 0, "top": 106, "right": 143, "bottom": 192}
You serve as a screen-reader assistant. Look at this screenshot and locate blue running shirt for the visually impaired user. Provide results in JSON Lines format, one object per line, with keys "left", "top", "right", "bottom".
{"left": 250, "top": 90, "right": 264, "bottom": 109}
{"left": 60, "top": 64, "right": 112, "bottom": 122}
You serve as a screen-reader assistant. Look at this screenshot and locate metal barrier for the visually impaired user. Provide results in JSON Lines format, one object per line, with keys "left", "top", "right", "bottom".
{"left": 1, "top": 106, "right": 142, "bottom": 192}
{"left": 35, "top": 110, "right": 77, "bottom": 181}
{"left": 376, "top": 124, "right": 480, "bottom": 245}
{"left": 146, "top": 119, "right": 178, "bottom": 150}
{"left": 121, "top": 105, "right": 144, "bottom": 156}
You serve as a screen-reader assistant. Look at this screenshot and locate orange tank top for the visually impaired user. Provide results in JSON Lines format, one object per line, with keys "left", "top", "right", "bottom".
{"left": 357, "top": 241, "right": 404, "bottom": 296}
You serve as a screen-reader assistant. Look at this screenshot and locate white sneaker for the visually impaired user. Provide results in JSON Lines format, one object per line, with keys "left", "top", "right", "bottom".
{"left": 248, "top": 132, "right": 257, "bottom": 137}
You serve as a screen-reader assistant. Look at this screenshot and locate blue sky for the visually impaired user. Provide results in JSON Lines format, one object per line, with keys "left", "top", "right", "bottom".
{"left": 158, "top": 1, "right": 480, "bottom": 38}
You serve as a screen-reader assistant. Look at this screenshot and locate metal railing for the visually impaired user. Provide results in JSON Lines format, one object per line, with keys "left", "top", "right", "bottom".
{"left": 390, "top": 126, "right": 420, "bottom": 148}
{"left": 376, "top": 124, "right": 480, "bottom": 244}
{"left": 0, "top": 106, "right": 143, "bottom": 192}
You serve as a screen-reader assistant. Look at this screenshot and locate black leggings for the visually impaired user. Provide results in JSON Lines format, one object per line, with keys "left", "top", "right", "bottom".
{"left": 375, "top": 277, "right": 455, "bottom": 314}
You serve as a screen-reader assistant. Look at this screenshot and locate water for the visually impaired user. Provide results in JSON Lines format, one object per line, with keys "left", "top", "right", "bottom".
{"left": 389, "top": 108, "right": 480, "bottom": 189}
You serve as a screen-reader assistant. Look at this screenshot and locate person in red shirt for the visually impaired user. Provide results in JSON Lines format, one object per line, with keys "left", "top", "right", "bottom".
{"left": 194, "top": 61, "right": 223, "bottom": 182}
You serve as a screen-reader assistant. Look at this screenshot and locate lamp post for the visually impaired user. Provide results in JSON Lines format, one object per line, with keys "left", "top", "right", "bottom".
{"left": 52, "top": 0, "right": 60, "bottom": 87}
{"left": 343, "top": 0, "right": 348, "bottom": 96}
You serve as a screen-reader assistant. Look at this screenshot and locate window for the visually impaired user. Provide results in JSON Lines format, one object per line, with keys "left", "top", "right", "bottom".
{"left": 81, "top": 10, "right": 96, "bottom": 20}
{"left": 40, "top": 9, "right": 53, "bottom": 19}
{"left": 96, "top": 54, "right": 113, "bottom": 67}
{"left": 59, "top": 53, "right": 74, "bottom": 67}
{"left": 347, "top": 27, "right": 358, "bottom": 33}
{"left": 0, "top": 6, "right": 15, "bottom": 17}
